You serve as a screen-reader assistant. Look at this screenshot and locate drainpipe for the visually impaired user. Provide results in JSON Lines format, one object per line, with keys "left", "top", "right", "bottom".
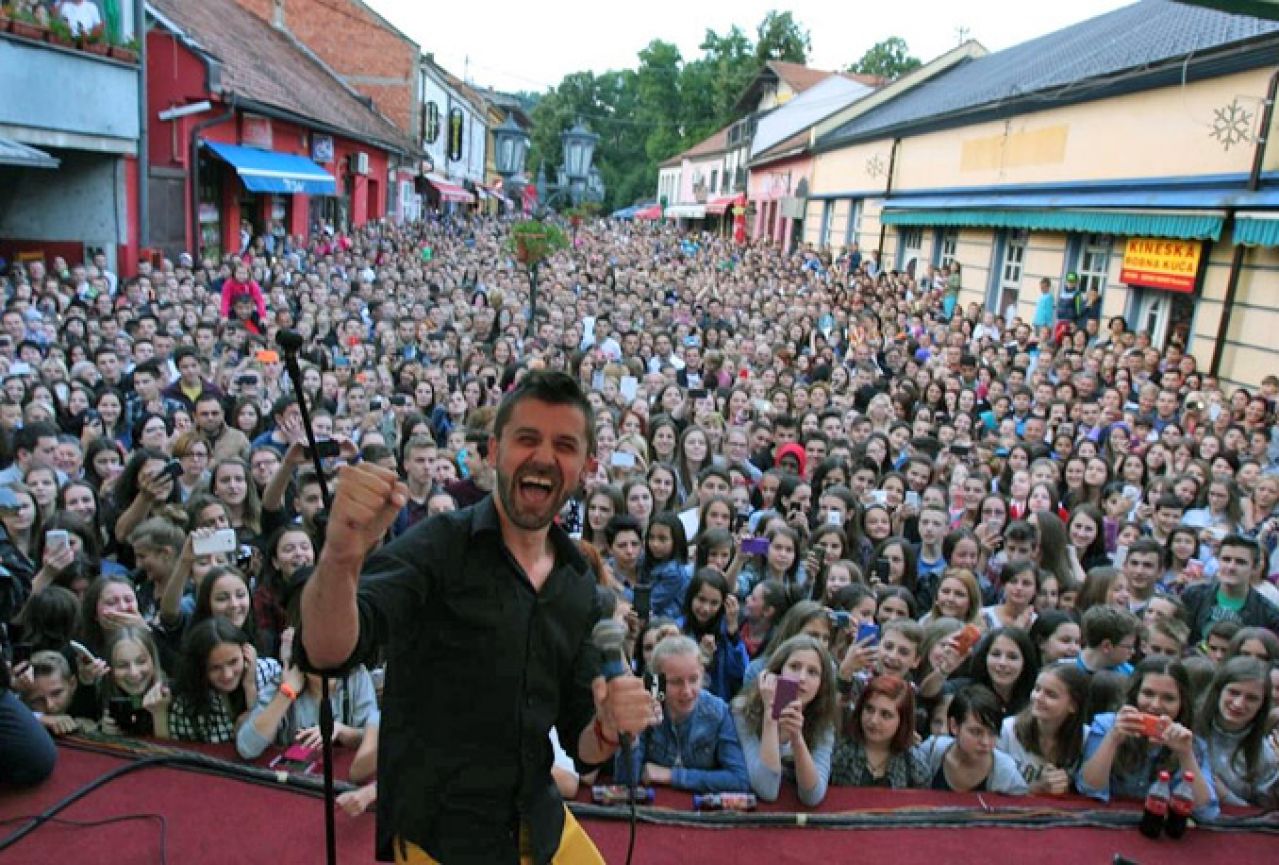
{"left": 135, "top": 0, "right": 149, "bottom": 253}
{"left": 875, "top": 137, "right": 901, "bottom": 271}
{"left": 189, "top": 97, "right": 237, "bottom": 259}
{"left": 1209, "top": 66, "right": 1279, "bottom": 377}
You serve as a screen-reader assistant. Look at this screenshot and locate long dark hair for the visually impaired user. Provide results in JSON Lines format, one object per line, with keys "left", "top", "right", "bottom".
{"left": 969, "top": 627, "right": 1040, "bottom": 716}
{"left": 1197, "top": 656, "right": 1273, "bottom": 788}
{"left": 174, "top": 618, "right": 252, "bottom": 738}
{"left": 641, "top": 511, "right": 688, "bottom": 572}
{"left": 1116, "top": 656, "right": 1195, "bottom": 775}
{"left": 1012, "top": 664, "right": 1089, "bottom": 770}
{"left": 681, "top": 567, "right": 729, "bottom": 639}
{"left": 733, "top": 634, "right": 838, "bottom": 745}
{"left": 77, "top": 574, "right": 137, "bottom": 656}
{"left": 194, "top": 565, "right": 259, "bottom": 644}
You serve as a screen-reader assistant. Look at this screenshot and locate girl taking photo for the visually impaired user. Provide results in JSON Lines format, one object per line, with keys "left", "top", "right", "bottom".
{"left": 732, "top": 634, "right": 838, "bottom": 806}
{"left": 1077, "top": 656, "right": 1219, "bottom": 819}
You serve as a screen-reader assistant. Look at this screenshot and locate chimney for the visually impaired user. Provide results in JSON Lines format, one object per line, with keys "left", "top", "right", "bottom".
{"left": 272, "top": 0, "right": 286, "bottom": 29}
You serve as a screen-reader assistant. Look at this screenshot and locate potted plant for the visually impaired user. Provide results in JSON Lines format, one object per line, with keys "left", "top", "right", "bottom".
{"left": 46, "top": 16, "right": 74, "bottom": 47}
{"left": 79, "top": 22, "right": 109, "bottom": 55}
{"left": 109, "top": 37, "right": 139, "bottom": 63}
{"left": 507, "top": 219, "right": 567, "bottom": 267}
{"left": 10, "top": 7, "right": 48, "bottom": 40}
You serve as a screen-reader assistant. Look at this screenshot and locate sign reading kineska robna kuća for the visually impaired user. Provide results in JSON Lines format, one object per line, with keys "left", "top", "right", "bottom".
{"left": 1119, "top": 237, "right": 1203, "bottom": 293}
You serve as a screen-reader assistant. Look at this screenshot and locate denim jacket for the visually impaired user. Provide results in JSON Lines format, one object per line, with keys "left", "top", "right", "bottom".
{"left": 643, "top": 558, "right": 691, "bottom": 621}
{"left": 615, "top": 690, "right": 750, "bottom": 793}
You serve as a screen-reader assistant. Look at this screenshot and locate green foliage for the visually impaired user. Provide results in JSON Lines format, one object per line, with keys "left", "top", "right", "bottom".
{"left": 755, "top": 11, "right": 811, "bottom": 64}
{"left": 847, "top": 36, "right": 922, "bottom": 80}
{"left": 527, "top": 11, "right": 816, "bottom": 211}
{"left": 507, "top": 219, "right": 568, "bottom": 267}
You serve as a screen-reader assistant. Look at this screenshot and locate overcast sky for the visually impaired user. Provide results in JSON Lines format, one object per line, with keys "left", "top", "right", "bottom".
{"left": 364, "top": 0, "right": 1134, "bottom": 94}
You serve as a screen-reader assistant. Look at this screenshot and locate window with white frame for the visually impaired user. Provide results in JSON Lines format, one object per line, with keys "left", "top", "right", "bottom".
{"left": 939, "top": 228, "right": 959, "bottom": 268}
{"left": 1076, "top": 234, "right": 1113, "bottom": 295}
{"left": 844, "top": 200, "right": 862, "bottom": 247}
{"left": 997, "top": 230, "right": 1028, "bottom": 317}
{"left": 899, "top": 227, "right": 924, "bottom": 270}
{"left": 819, "top": 200, "right": 835, "bottom": 248}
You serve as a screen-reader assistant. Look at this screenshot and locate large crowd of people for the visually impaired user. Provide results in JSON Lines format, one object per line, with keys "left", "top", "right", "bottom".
{"left": 0, "top": 213, "right": 1276, "bottom": 822}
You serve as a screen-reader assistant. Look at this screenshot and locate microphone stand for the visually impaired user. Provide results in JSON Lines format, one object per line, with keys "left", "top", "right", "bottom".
{"left": 277, "top": 330, "right": 338, "bottom": 865}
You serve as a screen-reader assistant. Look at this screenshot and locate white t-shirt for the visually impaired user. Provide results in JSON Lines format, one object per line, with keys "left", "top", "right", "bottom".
{"left": 60, "top": 0, "right": 102, "bottom": 35}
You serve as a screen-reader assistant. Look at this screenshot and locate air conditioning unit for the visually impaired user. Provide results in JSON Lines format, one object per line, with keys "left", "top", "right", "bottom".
{"left": 354, "top": 152, "right": 370, "bottom": 175}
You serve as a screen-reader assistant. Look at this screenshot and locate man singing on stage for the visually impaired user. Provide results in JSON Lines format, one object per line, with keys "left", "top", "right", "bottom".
{"left": 301, "top": 370, "right": 656, "bottom": 864}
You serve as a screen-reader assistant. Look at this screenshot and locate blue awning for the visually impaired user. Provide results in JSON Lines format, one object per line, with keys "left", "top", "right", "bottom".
{"left": 204, "top": 141, "right": 336, "bottom": 196}
{"left": 1233, "top": 212, "right": 1279, "bottom": 247}
{"left": 881, "top": 208, "right": 1224, "bottom": 240}
{"left": 0, "top": 137, "right": 59, "bottom": 169}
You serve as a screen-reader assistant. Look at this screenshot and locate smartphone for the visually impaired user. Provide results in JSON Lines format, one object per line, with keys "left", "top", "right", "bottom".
{"left": 270, "top": 744, "right": 318, "bottom": 774}
{"left": 610, "top": 451, "right": 637, "bottom": 469}
{"left": 1139, "top": 713, "right": 1167, "bottom": 739}
{"left": 951, "top": 443, "right": 971, "bottom": 457}
{"left": 872, "top": 558, "right": 891, "bottom": 583}
{"left": 827, "top": 610, "right": 852, "bottom": 630}
{"left": 1185, "top": 558, "right": 1205, "bottom": 581}
{"left": 1122, "top": 484, "right": 1142, "bottom": 502}
{"left": 826, "top": 511, "right": 843, "bottom": 527}
{"left": 643, "top": 670, "right": 667, "bottom": 703}
{"left": 390, "top": 395, "right": 409, "bottom": 407}
{"left": 1112, "top": 545, "right": 1129, "bottom": 569}
{"left": 689, "top": 388, "right": 708, "bottom": 400}
{"left": 741, "top": 537, "right": 770, "bottom": 556}
{"left": 236, "top": 374, "right": 259, "bottom": 386}
{"left": 732, "top": 512, "right": 748, "bottom": 534}
{"left": 632, "top": 584, "right": 652, "bottom": 620}
{"left": 45, "top": 529, "right": 70, "bottom": 554}
{"left": 160, "top": 460, "right": 184, "bottom": 481}
{"left": 69, "top": 640, "right": 97, "bottom": 663}
{"left": 236, "top": 544, "right": 255, "bottom": 569}
{"left": 953, "top": 623, "right": 983, "bottom": 657}
{"left": 904, "top": 491, "right": 921, "bottom": 510}
{"left": 11, "top": 642, "right": 32, "bottom": 665}
{"left": 256, "top": 350, "right": 280, "bottom": 364}
{"left": 870, "top": 490, "right": 889, "bottom": 506}
{"left": 370, "top": 398, "right": 384, "bottom": 411}
{"left": 303, "top": 440, "right": 341, "bottom": 460}
{"left": 855, "top": 622, "right": 880, "bottom": 645}
{"left": 772, "top": 677, "right": 801, "bottom": 719}
{"left": 193, "top": 528, "right": 238, "bottom": 557}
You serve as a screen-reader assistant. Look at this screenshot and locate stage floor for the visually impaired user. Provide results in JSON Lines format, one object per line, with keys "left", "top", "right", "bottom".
{"left": 0, "top": 740, "right": 1275, "bottom": 864}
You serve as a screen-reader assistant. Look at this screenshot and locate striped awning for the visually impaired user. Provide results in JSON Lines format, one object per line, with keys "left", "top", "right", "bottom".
{"left": 880, "top": 208, "right": 1223, "bottom": 241}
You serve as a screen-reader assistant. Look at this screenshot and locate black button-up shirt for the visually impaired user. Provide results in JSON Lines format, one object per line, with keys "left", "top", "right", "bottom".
{"left": 335, "top": 496, "right": 602, "bottom": 864}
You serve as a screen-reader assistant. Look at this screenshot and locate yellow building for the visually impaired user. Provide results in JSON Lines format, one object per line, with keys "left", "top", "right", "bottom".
{"left": 805, "top": 1, "right": 1279, "bottom": 388}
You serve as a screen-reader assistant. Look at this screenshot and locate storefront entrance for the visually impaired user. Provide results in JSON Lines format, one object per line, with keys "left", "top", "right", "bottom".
{"left": 1133, "top": 287, "right": 1196, "bottom": 351}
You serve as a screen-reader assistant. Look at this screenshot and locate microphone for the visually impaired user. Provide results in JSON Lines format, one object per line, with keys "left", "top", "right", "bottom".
{"left": 592, "top": 619, "right": 633, "bottom": 748}
{"left": 275, "top": 329, "right": 304, "bottom": 354}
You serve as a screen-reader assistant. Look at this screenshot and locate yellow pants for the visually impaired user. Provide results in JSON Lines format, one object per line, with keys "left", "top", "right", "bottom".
{"left": 394, "top": 808, "right": 603, "bottom": 865}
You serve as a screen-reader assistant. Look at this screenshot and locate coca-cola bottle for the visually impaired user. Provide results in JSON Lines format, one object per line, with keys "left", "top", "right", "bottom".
{"left": 1165, "top": 772, "right": 1195, "bottom": 839}
{"left": 1139, "top": 770, "right": 1171, "bottom": 839}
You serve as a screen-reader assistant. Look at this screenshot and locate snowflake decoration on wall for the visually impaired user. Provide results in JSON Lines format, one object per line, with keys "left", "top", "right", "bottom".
{"left": 866, "top": 154, "right": 886, "bottom": 179}
{"left": 1210, "top": 99, "right": 1254, "bottom": 151}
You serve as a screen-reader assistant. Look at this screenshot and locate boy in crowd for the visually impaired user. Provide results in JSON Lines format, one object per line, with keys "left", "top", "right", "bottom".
{"left": 1075, "top": 606, "right": 1140, "bottom": 676}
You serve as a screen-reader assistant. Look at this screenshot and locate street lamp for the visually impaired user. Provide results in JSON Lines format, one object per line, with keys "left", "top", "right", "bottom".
{"left": 492, "top": 113, "right": 530, "bottom": 181}
{"left": 519, "top": 119, "right": 602, "bottom": 338}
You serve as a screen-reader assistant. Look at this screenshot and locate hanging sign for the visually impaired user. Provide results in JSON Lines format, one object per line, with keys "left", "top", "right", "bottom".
{"left": 1119, "top": 238, "right": 1202, "bottom": 293}
{"left": 448, "top": 107, "right": 464, "bottom": 162}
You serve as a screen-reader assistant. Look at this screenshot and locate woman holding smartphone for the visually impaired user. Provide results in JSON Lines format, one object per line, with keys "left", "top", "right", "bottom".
{"left": 1077, "top": 657, "right": 1219, "bottom": 819}
{"left": 732, "top": 635, "right": 838, "bottom": 806}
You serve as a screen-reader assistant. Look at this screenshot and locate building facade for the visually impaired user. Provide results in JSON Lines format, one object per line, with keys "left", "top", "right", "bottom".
{"left": 0, "top": 0, "right": 142, "bottom": 273}
{"left": 807, "top": 1, "right": 1279, "bottom": 388}
{"left": 147, "top": 0, "right": 410, "bottom": 261}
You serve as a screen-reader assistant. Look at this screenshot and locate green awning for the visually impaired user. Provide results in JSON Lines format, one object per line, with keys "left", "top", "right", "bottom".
{"left": 1232, "top": 212, "right": 1279, "bottom": 247}
{"left": 880, "top": 208, "right": 1224, "bottom": 240}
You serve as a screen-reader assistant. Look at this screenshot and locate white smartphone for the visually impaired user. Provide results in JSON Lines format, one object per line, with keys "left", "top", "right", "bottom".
{"left": 193, "top": 528, "right": 238, "bottom": 557}
{"left": 69, "top": 640, "right": 98, "bottom": 663}
{"left": 610, "top": 451, "right": 637, "bottom": 468}
{"left": 45, "top": 529, "right": 70, "bottom": 553}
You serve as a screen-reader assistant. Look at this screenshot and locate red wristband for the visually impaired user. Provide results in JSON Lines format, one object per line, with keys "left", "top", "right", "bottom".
{"left": 593, "top": 717, "right": 619, "bottom": 748}
{"left": 279, "top": 683, "right": 298, "bottom": 701}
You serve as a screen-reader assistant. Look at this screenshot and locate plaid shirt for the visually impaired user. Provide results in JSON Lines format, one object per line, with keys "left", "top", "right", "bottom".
{"left": 169, "top": 657, "right": 281, "bottom": 743}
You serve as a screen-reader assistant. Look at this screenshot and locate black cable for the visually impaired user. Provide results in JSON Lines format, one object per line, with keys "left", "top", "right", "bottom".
{"left": 0, "top": 813, "right": 168, "bottom": 865}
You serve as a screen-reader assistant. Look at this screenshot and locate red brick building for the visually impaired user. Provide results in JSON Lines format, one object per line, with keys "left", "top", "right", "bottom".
{"left": 147, "top": 0, "right": 414, "bottom": 260}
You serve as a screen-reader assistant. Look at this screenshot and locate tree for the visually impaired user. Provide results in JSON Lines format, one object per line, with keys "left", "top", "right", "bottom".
{"left": 847, "top": 36, "right": 922, "bottom": 80}
{"left": 755, "top": 10, "right": 810, "bottom": 64}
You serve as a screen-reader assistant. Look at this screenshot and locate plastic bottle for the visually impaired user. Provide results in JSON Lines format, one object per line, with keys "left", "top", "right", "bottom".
{"left": 1139, "top": 770, "right": 1171, "bottom": 839}
{"left": 1165, "top": 772, "right": 1195, "bottom": 839}
{"left": 692, "top": 792, "right": 758, "bottom": 811}
{"left": 592, "top": 785, "right": 655, "bottom": 806}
